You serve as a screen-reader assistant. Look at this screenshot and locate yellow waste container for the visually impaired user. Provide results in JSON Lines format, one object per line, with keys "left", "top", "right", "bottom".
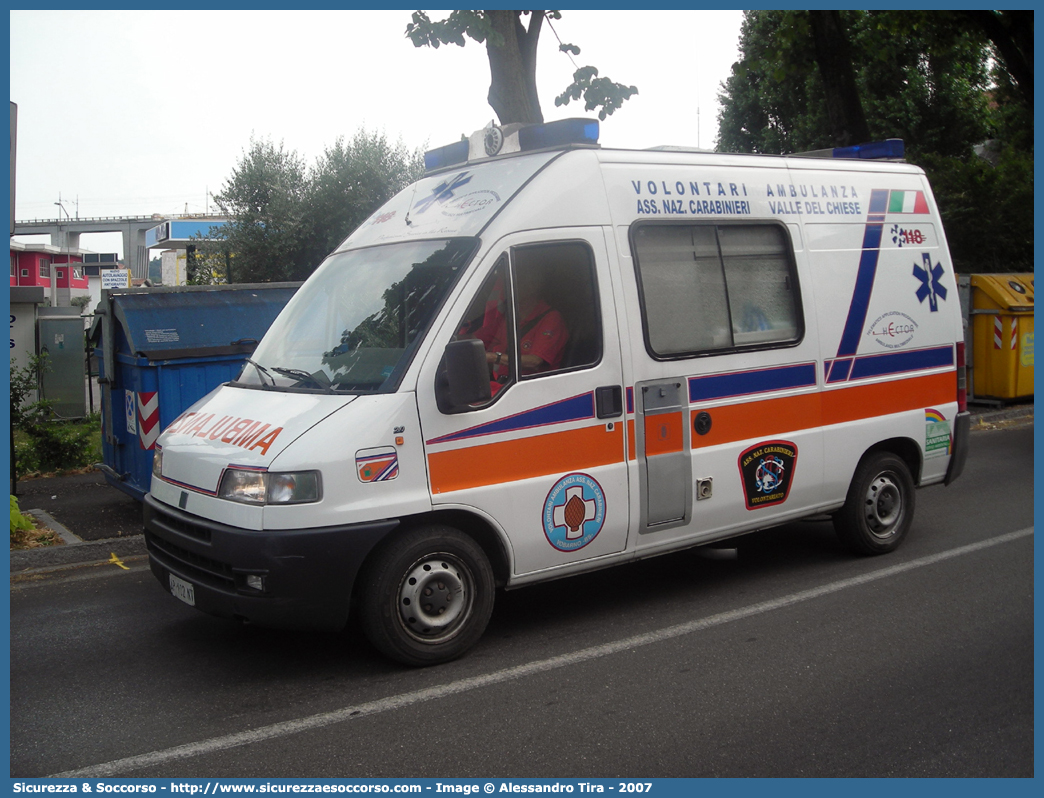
{"left": 969, "top": 273, "right": 1034, "bottom": 400}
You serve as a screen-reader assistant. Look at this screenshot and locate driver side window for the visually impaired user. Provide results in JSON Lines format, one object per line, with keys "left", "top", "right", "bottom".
{"left": 453, "top": 257, "right": 515, "bottom": 400}
{"left": 449, "top": 241, "right": 601, "bottom": 409}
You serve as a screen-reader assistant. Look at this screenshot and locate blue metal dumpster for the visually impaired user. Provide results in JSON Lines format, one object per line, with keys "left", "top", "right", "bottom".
{"left": 92, "top": 283, "right": 299, "bottom": 500}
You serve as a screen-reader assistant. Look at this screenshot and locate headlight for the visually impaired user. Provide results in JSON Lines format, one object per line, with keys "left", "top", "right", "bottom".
{"left": 267, "top": 471, "right": 321, "bottom": 504}
{"left": 152, "top": 447, "right": 163, "bottom": 478}
{"left": 219, "top": 469, "right": 267, "bottom": 504}
{"left": 218, "top": 468, "right": 321, "bottom": 505}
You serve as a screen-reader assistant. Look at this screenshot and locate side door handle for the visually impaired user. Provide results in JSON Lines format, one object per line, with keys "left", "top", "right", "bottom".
{"left": 595, "top": 385, "right": 623, "bottom": 419}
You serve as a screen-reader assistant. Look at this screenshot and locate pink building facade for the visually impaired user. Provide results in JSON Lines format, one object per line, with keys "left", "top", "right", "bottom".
{"left": 10, "top": 242, "right": 89, "bottom": 304}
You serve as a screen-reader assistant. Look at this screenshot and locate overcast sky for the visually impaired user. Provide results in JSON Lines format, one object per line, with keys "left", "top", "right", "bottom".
{"left": 10, "top": 9, "right": 743, "bottom": 256}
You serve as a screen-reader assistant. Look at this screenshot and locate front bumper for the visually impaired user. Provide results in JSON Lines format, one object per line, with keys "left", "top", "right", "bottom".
{"left": 143, "top": 493, "right": 398, "bottom": 631}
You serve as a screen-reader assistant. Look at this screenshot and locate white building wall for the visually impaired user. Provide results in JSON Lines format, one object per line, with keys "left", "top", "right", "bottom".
{"left": 161, "top": 250, "right": 188, "bottom": 285}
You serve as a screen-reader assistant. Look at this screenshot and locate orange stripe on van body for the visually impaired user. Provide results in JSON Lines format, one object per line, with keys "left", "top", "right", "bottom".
{"left": 643, "top": 411, "right": 685, "bottom": 456}
{"left": 428, "top": 423, "right": 624, "bottom": 494}
{"left": 429, "top": 371, "right": 953, "bottom": 493}
{"left": 691, "top": 394, "right": 821, "bottom": 449}
{"left": 821, "top": 371, "right": 955, "bottom": 426}
{"left": 691, "top": 371, "right": 955, "bottom": 448}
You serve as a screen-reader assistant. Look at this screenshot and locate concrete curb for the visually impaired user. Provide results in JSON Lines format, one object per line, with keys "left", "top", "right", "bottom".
{"left": 24, "top": 509, "right": 82, "bottom": 546}
{"left": 9, "top": 533, "right": 147, "bottom": 574}
{"left": 969, "top": 403, "right": 1034, "bottom": 424}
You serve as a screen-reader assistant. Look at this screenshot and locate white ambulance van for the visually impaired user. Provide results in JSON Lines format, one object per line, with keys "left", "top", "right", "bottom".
{"left": 144, "top": 119, "right": 970, "bottom": 666}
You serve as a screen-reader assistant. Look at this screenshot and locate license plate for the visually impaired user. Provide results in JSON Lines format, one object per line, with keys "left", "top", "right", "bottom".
{"left": 169, "top": 573, "right": 195, "bottom": 606}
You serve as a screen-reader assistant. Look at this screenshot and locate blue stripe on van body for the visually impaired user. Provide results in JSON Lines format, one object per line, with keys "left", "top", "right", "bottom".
{"left": 835, "top": 189, "right": 890, "bottom": 359}
{"left": 846, "top": 345, "right": 954, "bottom": 380}
{"left": 427, "top": 392, "right": 596, "bottom": 445}
{"left": 825, "top": 346, "right": 953, "bottom": 384}
{"left": 825, "top": 358, "right": 853, "bottom": 383}
{"left": 689, "top": 362, "right": 817, "bottom": 403}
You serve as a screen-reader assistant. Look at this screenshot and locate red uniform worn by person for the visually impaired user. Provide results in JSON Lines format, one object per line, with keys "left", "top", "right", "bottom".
{"left": 475, "top": 299, "right": 569, "bottom": 383}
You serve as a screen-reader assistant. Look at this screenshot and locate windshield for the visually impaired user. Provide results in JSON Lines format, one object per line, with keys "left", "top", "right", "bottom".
{"left": 238, "top": 238, "right": 477, "bottom": 393}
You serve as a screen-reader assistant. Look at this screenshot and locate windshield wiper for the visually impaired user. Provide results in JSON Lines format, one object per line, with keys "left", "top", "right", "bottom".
{"left": 271, "top": 366, "right": 336, "bottom": 393}
{"left": 244, "top": 358, "right": 276, "bottom": 389}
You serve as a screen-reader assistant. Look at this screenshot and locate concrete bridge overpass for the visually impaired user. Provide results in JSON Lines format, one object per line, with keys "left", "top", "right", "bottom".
{"left": 13, "top": 214, "right": 226, "bottom": 279}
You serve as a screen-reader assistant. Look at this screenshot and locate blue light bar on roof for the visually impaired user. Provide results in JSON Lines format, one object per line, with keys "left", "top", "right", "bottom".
{"left": 789, "top": 138, "right": 906, "bottom": 160}
{"left": 517, "top": 118, "right": 599, "bottom": 152}
{"left": 424, "top": 118, "right": 601, "bottom": 174}
{"left": 832, "top": 138, "right": 904, "bottom": 160}
{"left": 424, "top": 139, "right": 469, "bottom": 173}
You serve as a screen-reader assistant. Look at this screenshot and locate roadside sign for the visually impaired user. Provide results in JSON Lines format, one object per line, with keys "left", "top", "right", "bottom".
{"left": 101, "top": 268, "right": 132, "bottom": 289}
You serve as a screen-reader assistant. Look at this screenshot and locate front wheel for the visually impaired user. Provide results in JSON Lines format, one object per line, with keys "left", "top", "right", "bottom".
{"left": 357, "top": 524, "right": 494, "bottom": 666}
{"left": 833, "top": 452, "right": 915, "bottom": 556}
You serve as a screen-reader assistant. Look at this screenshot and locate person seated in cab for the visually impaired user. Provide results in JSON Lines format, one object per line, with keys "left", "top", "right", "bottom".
{"left": 471, "top": 268, "right": 569, "bottom": 394}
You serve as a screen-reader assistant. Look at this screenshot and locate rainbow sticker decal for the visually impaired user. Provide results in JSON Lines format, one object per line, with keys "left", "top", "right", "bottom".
{"left": 356, "top": 447, "right": 399, "bottom": 483}
{"left": 542, "top": 473, "right": 606, "bottom": 552}
{"left": 924, "top": 409, "right": 952, "bottom": 459}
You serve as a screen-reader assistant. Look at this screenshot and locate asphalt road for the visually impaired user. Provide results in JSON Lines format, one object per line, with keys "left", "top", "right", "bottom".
{"left": 12, "top": 470, "right": 144, "bottom": 541}
{"left": 9, "top": 422, "right": 1034, "bottom": 779}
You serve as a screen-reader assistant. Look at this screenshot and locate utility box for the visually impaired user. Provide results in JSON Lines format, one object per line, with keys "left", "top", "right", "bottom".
{"left": 91, "top": 283, "right": 299, "bottom": 500}
{"left": 961, "top": 273, "right": 1034, "bottom": 401}
{"left": 37, "top": 306, "right": 87, "bottom": 419}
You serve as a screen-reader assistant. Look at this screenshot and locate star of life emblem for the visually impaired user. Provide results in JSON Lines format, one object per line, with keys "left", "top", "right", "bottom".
{"left": 413, "top": 171, "right": 472, "bottom": 214}
{"left": 913, "top": 253, "right": 947, "bottom": 312}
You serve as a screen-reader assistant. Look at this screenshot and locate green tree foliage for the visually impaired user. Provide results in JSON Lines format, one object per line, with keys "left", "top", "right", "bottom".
{"left": 11, "top": 496, "right": 35, "bottom": 535}
{"left": 200, "top": 131, "right": 423, "bottom": 284}
{"left": 207, "top": 138, "right": 308, "bottom": 283}
{"left": 69, "top": 294, "right": 93, "bottom": 313}
{"left": 10, "top": 354, "right": 52, "bottom": 432}
{"left": 186, "top": 247, "right": 231, "bottom": 286}
{"left": 10, "top": 355, "right": 100, "bottom": 476}
{"left": 406, "top": 10, "right": 637, "bottom": 124}
{"left": 717, "top": 11, "right": 994, "bottom": 155}
{"left": 716, "top": 10, "right": 1032, "bottom": 272}
{"left": 304, "top": 131, "right": 424, "bottom": 266}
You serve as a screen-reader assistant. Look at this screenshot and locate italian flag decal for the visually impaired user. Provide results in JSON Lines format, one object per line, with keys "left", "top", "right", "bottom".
{"left": 887, "top": 189, "right": 929, "bottom": 214}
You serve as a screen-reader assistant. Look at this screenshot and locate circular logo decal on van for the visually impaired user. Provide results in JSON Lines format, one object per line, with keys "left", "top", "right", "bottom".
{"left": 542, "top": 473, "right": 606, "bottom": 552}
{"left": 441, "top": 189, "right": 501, "bottom": 217}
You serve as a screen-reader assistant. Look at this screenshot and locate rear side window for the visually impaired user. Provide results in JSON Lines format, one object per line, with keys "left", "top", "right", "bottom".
{"left": 632, "top": 222, "right": 802, "bottom": 358}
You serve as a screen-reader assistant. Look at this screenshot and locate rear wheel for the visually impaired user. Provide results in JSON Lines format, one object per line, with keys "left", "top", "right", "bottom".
{"left": 833, "top": 452, "right": 915, "bottom": 555}
{"left": 357, "top": 524, "right": 494, "bottom": 666}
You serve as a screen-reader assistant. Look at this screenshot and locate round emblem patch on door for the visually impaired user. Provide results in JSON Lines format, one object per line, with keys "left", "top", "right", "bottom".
{"left": 542, "top": 473, "right": 606, "bottom": 552}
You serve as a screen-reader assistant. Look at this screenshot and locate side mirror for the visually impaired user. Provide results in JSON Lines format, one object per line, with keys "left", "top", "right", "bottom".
{"left": 439, "top": 339, "right": 491, "bottom": 411}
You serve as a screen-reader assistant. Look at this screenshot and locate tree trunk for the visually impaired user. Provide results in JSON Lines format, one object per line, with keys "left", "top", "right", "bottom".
{"left": 485, "top": 10, "right": 544, "bottom": 125}
{"left": 808, "top": 10, "right": 871, "bottom": 147}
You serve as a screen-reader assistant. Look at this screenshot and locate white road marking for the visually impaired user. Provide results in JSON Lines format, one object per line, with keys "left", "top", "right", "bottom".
{"left": 51, "top": 527, "right": 1033, "bottom": 778}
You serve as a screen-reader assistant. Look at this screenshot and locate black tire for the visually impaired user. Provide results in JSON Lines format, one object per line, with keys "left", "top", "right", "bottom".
{"left": 833, "top": 452, "right": 916, "bottom": 556}
{"left": 357, "top": 524, "right": 494, "bottom": 667}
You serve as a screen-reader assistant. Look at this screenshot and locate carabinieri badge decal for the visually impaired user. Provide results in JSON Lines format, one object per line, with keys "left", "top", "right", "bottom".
{"left": 738, "top": 440, "right": 798, "bottom": 511}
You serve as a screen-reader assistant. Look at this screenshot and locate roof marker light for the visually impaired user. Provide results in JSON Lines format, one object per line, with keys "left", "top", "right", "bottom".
{"left": 790, "top": 138, "right": 905, "bottom": 161}
{"left": 832, "top": 138, "right": 905, "bottom": 160}
{"left": 517, "top": 118, "right": 599, "bottom": 152}
{"left": 424, "top": 118, "right": 600, "bottom": 174}
{"left": 424, "top": 139, "right": 469, "bottom": 173}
